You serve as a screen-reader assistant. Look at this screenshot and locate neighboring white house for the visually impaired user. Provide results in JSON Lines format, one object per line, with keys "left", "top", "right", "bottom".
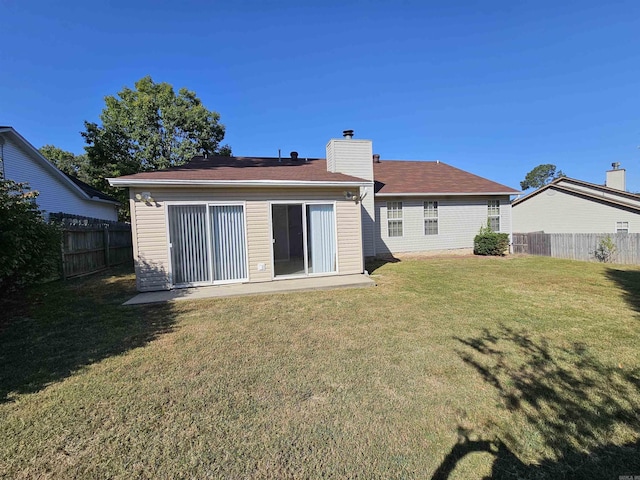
{"left": 0, "top": 126, "right": 119, "bottom": 221}
{"left": 109, "top": 130, "right": 519, "bottom": 292}
{"left": 512, "top": 166, "right": 640, "bottom": 234}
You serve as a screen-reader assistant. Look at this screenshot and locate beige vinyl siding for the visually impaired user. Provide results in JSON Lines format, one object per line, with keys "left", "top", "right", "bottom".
{"left": 131, "top": 194, "right": 171, "bottom": 291}
{"left": 245, "top": 201, "right": 271, "bottom": 283}
{"left": 336, "top": 199, "right": 364, "bottom": 274}
{"left": 512, "top": 188, "right": 640, "bottom": 234}
{"left": 131, "top": 187, "right": 363, "bottom": 291}
{"left": 375, "top": 196, "right": 512, "bottom": 254}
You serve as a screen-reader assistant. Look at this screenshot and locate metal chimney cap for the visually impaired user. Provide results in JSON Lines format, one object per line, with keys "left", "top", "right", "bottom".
{"left": 373, "top": 154, "right": 381, "bottom": 163}
{"left": 612, "top": 162, "right": 620, "bottom": 169}
{"left": 342, "top": 129, "right": 354, "bottom": 139}
{"left": 290, "top": 151, "right": 299, "bottom": 160}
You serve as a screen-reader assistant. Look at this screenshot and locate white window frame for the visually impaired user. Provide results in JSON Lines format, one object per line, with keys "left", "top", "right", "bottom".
{"left": 424, "top": 201, "right": 438, "bottom": 235}
{"left": 488, "top": 200, "right": 500, "bottom": 232}
{"left": 616, "top": 221, "right": 629, "bottom": 233}
{"left": 387, "top": 201, "right": 403, "bottom": 237}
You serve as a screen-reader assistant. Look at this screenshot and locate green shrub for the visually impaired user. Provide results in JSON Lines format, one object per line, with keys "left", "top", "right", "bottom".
{"left": 0, "top": 180, "right": 61, "bottom": 293}
{"left": 474, "top": 224, "right": 510, "bottom": 256}
{"left": 594, "top": 235, "right": 617, "bottom": 263}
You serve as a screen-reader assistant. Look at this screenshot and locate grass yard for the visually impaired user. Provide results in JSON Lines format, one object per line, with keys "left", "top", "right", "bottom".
{"left": 1, "top": 256, "right": 640, "bottom": 479}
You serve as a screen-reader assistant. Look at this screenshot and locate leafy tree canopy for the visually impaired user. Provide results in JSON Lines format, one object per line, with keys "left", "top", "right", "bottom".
{"left": 82, "top": 75, "right": 231, "bottom": 218}
{"left": 520, "top": 164, "right": 566, "bottom": 190}
{"left": 39, "top": 145, "right": 90, "bottom": 182}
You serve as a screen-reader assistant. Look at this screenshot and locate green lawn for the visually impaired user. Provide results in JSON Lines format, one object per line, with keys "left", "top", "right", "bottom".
{"left": 1, "top": 256, "right": 639, "bottom": 479}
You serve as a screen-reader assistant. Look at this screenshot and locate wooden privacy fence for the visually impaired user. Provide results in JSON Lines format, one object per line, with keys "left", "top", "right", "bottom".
{"left": 513, "top": 232, "right": 640, "bottom": 265}
{"left": 51, "top": 214, "right": 133, "bottom": 279}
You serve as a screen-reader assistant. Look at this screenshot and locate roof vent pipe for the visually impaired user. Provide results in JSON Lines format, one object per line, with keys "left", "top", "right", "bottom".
{"left": 342, "top": 129, "right": 354, "bottom": 139}
{"left": 373, "top": 154, "right": 381, "bottom": 163}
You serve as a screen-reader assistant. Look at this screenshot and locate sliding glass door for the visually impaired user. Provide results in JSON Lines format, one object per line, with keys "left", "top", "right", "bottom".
{"left": 307, "top": 204, "right": 336, "bottom": 274}
{"left": 210, "top": 205, "right": 247, "bottom": 282}
{"left": 168, "top": 204, "right": 247, "bottom": 286}
{"left": 272, "top": 203, "right": 336, "bottom": 278}
{"left": 168, "top": 205, "right": 210, "bottom": 285}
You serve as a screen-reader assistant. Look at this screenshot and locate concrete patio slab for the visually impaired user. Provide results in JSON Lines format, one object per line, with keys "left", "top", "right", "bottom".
{"left": 124, "top": 274, "right": 376, "bottom": 305}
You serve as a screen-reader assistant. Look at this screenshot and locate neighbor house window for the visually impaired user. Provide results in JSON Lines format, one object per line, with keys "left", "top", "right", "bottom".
{"left": 424, "top": 201, "right": 438, "bottom": 235}
{"left": 616, "top": 221, "right": 629, "bottom": 233}
{"left": 488, "top": 200, "right": 500, "bottom": 231}
{"left": 387, "top": 201, "right": 403, "bottom": 237}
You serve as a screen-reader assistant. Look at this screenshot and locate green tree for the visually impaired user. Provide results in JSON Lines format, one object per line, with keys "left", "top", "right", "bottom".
{"left": 520, "top": 164, "right": 566, "bottom": 190}
{"left": 0, "top": 180, "right": 61, "bottom": 293}
{"left": 82, "top": 75, "right": 231, "bottom": 218}
{"left": 39, "top": 145, "right": 90, "bottom": 182}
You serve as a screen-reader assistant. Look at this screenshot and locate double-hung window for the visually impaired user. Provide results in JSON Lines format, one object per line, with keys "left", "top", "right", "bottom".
{"left": 488, "top": 200, "right": 500, "bottom": 232}
{"left": 387, "top": 201, "right": 403, "bottom": 237}
{"left": 616, "top": 221, "right": 629, "bottom": 233}
{"left": 424, "top": 201, "right": 438, "bottom": 235}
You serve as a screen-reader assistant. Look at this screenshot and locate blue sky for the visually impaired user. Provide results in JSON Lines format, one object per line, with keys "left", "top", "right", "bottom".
{"left": 1, "top": 0, "right": 639, "bottom": 192}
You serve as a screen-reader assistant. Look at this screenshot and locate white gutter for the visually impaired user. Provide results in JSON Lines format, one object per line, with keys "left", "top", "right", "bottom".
{"left": 375, "top": 191, "right": 520, "bottom": 197}
{"left": 108, "top": 178, "right": 369, "bottom": 188}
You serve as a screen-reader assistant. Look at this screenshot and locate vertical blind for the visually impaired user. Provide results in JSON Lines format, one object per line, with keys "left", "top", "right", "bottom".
{"left": 211, "top": 205, "right": 247, "bottom": 281}
{"left": 168, "top": 204, "right": 247, "bottom": 285}
{"left": 307, "top": 204, "right": 336, "bottom": 273}
{"left": 168, "top": 205, "right": 210, "bottom": 284}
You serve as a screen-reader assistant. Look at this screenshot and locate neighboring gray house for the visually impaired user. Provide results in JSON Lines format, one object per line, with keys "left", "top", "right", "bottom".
{"left": 109, "top": 130, "right": 518, "bottom": 292}
{"left": 512, "top": 165, "right": 640, "bottom": 234}
{"left": 0, "top": 126, "right": 119, "bottom": 220}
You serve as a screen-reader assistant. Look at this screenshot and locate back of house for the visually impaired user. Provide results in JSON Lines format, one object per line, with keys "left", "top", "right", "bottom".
{"left": 110, "top": 130, "right": 518, "bottom": 292}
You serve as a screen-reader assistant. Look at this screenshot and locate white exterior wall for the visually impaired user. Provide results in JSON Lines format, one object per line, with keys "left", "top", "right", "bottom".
{"left": 512, "top": 189, "right": 640, "bottom": 234}
{"left": 375, "top": 196, "right": 512, "bottom": 254}
{"left": 130, "top": 187, "right": 363, "bottom": 292}
{"left": 2, "top": 136, "right": 118, "bottom": 220}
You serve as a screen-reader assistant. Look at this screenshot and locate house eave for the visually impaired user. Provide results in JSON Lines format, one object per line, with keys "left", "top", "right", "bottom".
{"left": 107, "top": 178, "right": 370, "bottom": 188}
{"left": 375, "top": 191, "right": 519, "bottom": 197}
{"left": 512, "top": 183, "right": 640, "bottom": 213}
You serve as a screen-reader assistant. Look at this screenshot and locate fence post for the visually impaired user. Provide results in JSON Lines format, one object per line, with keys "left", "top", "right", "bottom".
{"left": 60, "top": 231, "right": 67, "bottom": 281}
{"left": 103, "top": 225, "right": 111, "bottom": 267}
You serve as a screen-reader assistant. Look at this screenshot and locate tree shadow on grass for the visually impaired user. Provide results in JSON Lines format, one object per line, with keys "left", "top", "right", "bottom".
{"left": 432, "top": 325, "right": 640, "bottom": 479}
{"left": 606, "top": 268, "right": 640, "bottom": 318}
{"left": 0, "top": 265, "right": 177, "bottom": 403}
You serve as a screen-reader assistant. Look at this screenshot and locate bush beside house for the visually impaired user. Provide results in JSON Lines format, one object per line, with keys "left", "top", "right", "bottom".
{"left": 474, "top": 225, "right": 510, "bottom": 256}
{"left": 0, "top": 180, "right": 61, "bottom": 293}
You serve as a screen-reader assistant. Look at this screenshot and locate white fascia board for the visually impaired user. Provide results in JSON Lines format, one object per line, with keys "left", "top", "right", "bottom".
{"left": 107, "top": 178, "right": 369, "bottom": 188}
{"left": 375, "top": 191, "right": 520, "bottom": 197}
